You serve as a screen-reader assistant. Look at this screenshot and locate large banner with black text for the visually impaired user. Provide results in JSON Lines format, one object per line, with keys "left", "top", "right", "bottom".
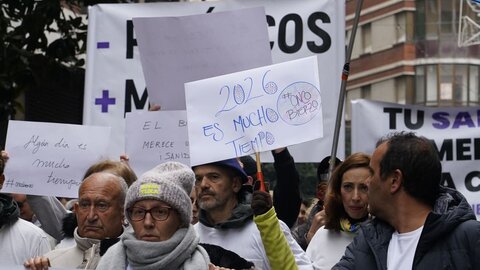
{"left": 351, "top": 99, "right": 480, "bottom": 219}
{"left": 83, "top": 0, "right": 345, "bottom": 162}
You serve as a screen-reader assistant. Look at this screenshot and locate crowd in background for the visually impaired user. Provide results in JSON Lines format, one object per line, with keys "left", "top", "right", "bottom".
{"left": 0, "top": 131, "right": 479, "bottom": 270}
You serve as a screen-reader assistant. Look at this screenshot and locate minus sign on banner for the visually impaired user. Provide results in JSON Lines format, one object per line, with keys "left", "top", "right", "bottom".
{"left": 97, "top": 42, "right": 110, "bottom": 49}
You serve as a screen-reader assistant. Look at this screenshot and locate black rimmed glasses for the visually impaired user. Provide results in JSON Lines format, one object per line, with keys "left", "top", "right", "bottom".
{"left": 128, "top": 206, "right": 172, "bottom": 221}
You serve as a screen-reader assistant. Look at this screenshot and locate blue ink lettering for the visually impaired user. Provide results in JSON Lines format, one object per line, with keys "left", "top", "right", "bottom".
{"left": 232, "top": 106, "right": 279, "bottom": 133}
{"left": 277, "top": 82, "right": 321, "bottom": 126}
{"left": 262, "top": 70, "right": 278, "bottom": 94}
{"left": 216, "top": 77, "right": 264, "bottom": 117}
{"left": 225, "top": 131, "right": 275, "bottom": 156}
{"left": 203, "top": 123, "right": 224, "bottom": 142}
{"left": 452, "top": 112, "right": 475, "bottom": 129}
{"left": 432, "top": 112, "right": 450, "bottom": 129}
{"left": 233, "top": 84, "right": 246, "bottom": 104}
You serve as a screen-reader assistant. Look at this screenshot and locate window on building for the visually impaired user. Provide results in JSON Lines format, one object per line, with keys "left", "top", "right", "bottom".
{"left": 426, "top": 65, "right": 438, "bottom": 105}
{"left": 395, "top": 77, "right": 406, "bottom": 104}
{"left": 439, "top": 64, "right": 453, "bottom": 101}
{"left": 440, "top": 0, "right": 456, "bottom": 35}
{"left": 415, "top": 64, "right": 480, "bottom": 107}
{"left": 416, "top": 0, "right": 470, "bottom": 58}
{"left": 415, "top": 0, "right": 426, "bottom": 41}
{"left": 362, "top": 23, "right": 372, "bottom": 53}
{"left": 425, "top": 0, "right": 439, "bottom": 40}
{"left": 395, "top": 13, "right": 406, "bottom": 43}
{"left": 469, "top": 66, "right": 479, "bottom": 104}
{"left": 361, "top": 85, "right": 371, "bottom": 99}
{"left": 415, "top": 66, "right": 426, "bottom": 104}
{"left": 454, "top": 65, "right": 468, "bottom": 106}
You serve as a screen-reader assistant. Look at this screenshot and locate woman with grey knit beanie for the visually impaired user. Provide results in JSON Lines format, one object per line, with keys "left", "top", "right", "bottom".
{"left": 96, "top": 161, "right": 210, "bottom": 270}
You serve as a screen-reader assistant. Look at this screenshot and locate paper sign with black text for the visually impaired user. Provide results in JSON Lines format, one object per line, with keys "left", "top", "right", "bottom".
{"left": 125, "top": 110, "right": 189, "bottom": 176}
{"left": 1, "top": 121, "right": 110, "bottom": 198}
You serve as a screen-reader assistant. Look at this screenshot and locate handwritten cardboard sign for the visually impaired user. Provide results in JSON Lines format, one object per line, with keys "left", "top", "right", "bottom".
{"left": 125, "top": 110, "right": 189, "bottom": 175}
{"left": 185, "top": 56, "right": 323, "bottom": 166}
{"left": 1, "top": 121, "right": 111, "bottom": 198}
{"left": 132, "top": 6, "right": 272, "bottom": 110}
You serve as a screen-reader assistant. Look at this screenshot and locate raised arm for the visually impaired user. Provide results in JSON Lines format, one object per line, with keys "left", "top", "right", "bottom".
{"left": 252, "top": 190, "right": 298, "bottom": 270}
{"left": 272, "top": 147, "right": 301, "bottom": 228}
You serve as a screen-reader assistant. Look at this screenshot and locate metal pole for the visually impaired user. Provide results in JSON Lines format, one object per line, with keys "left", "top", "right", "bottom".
{"left": 328, "top": 0, "right": 364, "bottom": 177}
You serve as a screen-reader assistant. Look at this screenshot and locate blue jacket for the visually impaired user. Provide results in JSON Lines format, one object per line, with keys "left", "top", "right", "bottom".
{"left": 333, "top": 187, "right": 480, "bottom": 270}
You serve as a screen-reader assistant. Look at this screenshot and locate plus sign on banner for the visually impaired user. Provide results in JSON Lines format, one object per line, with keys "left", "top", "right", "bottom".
{"left": 95, "top": 90, "right": 116, "bottom": 113}
{"left": 83, "top": 0, "right": 345, "bottom": 162}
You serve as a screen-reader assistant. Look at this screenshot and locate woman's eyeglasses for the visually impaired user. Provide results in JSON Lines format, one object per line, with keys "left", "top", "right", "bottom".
{"left": 128, "top": 206, "right": 172, "bottom": 221}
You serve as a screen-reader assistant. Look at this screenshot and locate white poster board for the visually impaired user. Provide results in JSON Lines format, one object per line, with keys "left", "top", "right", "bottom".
{"left": 351, "top": 99, "right": 480, "bottom": 219}
{"left": 186, "top": 56, "right": 323, "bottom": 165}
{"left": 1, "top": 121, "right": 111, "bottom": 198}
{"left": 125, "top": 110, "right": 189, "bottom": 176}
{"left": 83, "top": 0, "right": 345, "bottom": 162}
{"left": 133, "top": 7, "right": 272, "bottom": 109}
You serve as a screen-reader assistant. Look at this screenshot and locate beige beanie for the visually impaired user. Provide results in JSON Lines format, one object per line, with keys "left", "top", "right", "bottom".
{"left": 125, "top": 161, "right": 194, "bottom": 227}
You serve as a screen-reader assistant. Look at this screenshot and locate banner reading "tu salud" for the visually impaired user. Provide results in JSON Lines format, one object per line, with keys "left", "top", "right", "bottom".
{"left": 352, "top": 99, "right": 480, "bottom": 219}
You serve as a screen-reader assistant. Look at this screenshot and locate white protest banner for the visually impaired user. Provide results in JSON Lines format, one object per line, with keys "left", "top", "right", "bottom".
{"left": 133, "top": 7, "right": 272, "bottom": 109}
{"left": 83, "top": 0, "right": 345, "bottom": 162}
{"left": 1, "top": 121, "right": 111, "bottom": 198}
{"left": 186, "top": 56, "right": 322, "bottom": 166}
{"left": 351, "top": 99, "right": 480, "bottom": 218}
{"left": 125, "top": 110, "right": 189, "bottom": 176}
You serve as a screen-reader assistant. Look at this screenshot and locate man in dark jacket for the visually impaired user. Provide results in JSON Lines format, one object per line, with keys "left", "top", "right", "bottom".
{"left": 334, "top": 132, "right": 480, "bottom": 270}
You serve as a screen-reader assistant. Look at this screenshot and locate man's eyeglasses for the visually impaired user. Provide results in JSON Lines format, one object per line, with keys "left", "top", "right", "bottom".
{"left": 128, "top": 206, "right": 172, "bottom": 221}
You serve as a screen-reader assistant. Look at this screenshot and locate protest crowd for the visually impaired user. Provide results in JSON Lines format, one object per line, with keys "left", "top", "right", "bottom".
{"left": 1, "top": 1, "right": 480, "bottom": 270}
{"left": 0, "top": 131, "right": 477, "bottom": 270}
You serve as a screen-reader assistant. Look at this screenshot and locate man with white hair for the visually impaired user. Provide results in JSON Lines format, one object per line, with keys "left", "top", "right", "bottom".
{"left": 24, "top": 172, "right": 128, "bottom": 270}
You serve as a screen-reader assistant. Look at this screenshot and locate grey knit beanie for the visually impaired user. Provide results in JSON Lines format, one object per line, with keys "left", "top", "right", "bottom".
{"left": 125, "top": 161, "right": 194, "bottom": 227}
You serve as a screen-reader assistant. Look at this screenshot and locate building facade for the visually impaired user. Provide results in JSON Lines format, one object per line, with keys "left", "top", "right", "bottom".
{"left": 345, "top": 0, "right": 480, "bottom": 122}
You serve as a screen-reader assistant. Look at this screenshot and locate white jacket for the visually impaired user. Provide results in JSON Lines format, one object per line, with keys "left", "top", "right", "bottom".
{"left": 0, "top": 218, "right": 51, "bottom": 265}
{"left": 306, "top": 226, "right": 355, "bottom": 270}
{"left": 195, "top": 219, "right": 313, "bottom": 270}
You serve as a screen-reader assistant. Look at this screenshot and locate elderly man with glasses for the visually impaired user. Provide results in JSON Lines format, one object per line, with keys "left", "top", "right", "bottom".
{"left": 24, "top": 172, "right": 128, "bottom": 270}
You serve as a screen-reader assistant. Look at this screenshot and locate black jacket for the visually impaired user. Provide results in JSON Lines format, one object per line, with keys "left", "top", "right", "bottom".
{"left": 0, "top": 194, "right": 19, "bottom": 229}
{"left": 272, "top": 148, "right": 301, "bottom": 228}
{"left": 333, "top": 187, "right": 480, "bottom": 270}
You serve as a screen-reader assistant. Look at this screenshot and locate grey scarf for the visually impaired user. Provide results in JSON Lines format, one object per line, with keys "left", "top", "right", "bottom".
{"left": 124, "top": 225, "right": 208, "bottom": 270}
